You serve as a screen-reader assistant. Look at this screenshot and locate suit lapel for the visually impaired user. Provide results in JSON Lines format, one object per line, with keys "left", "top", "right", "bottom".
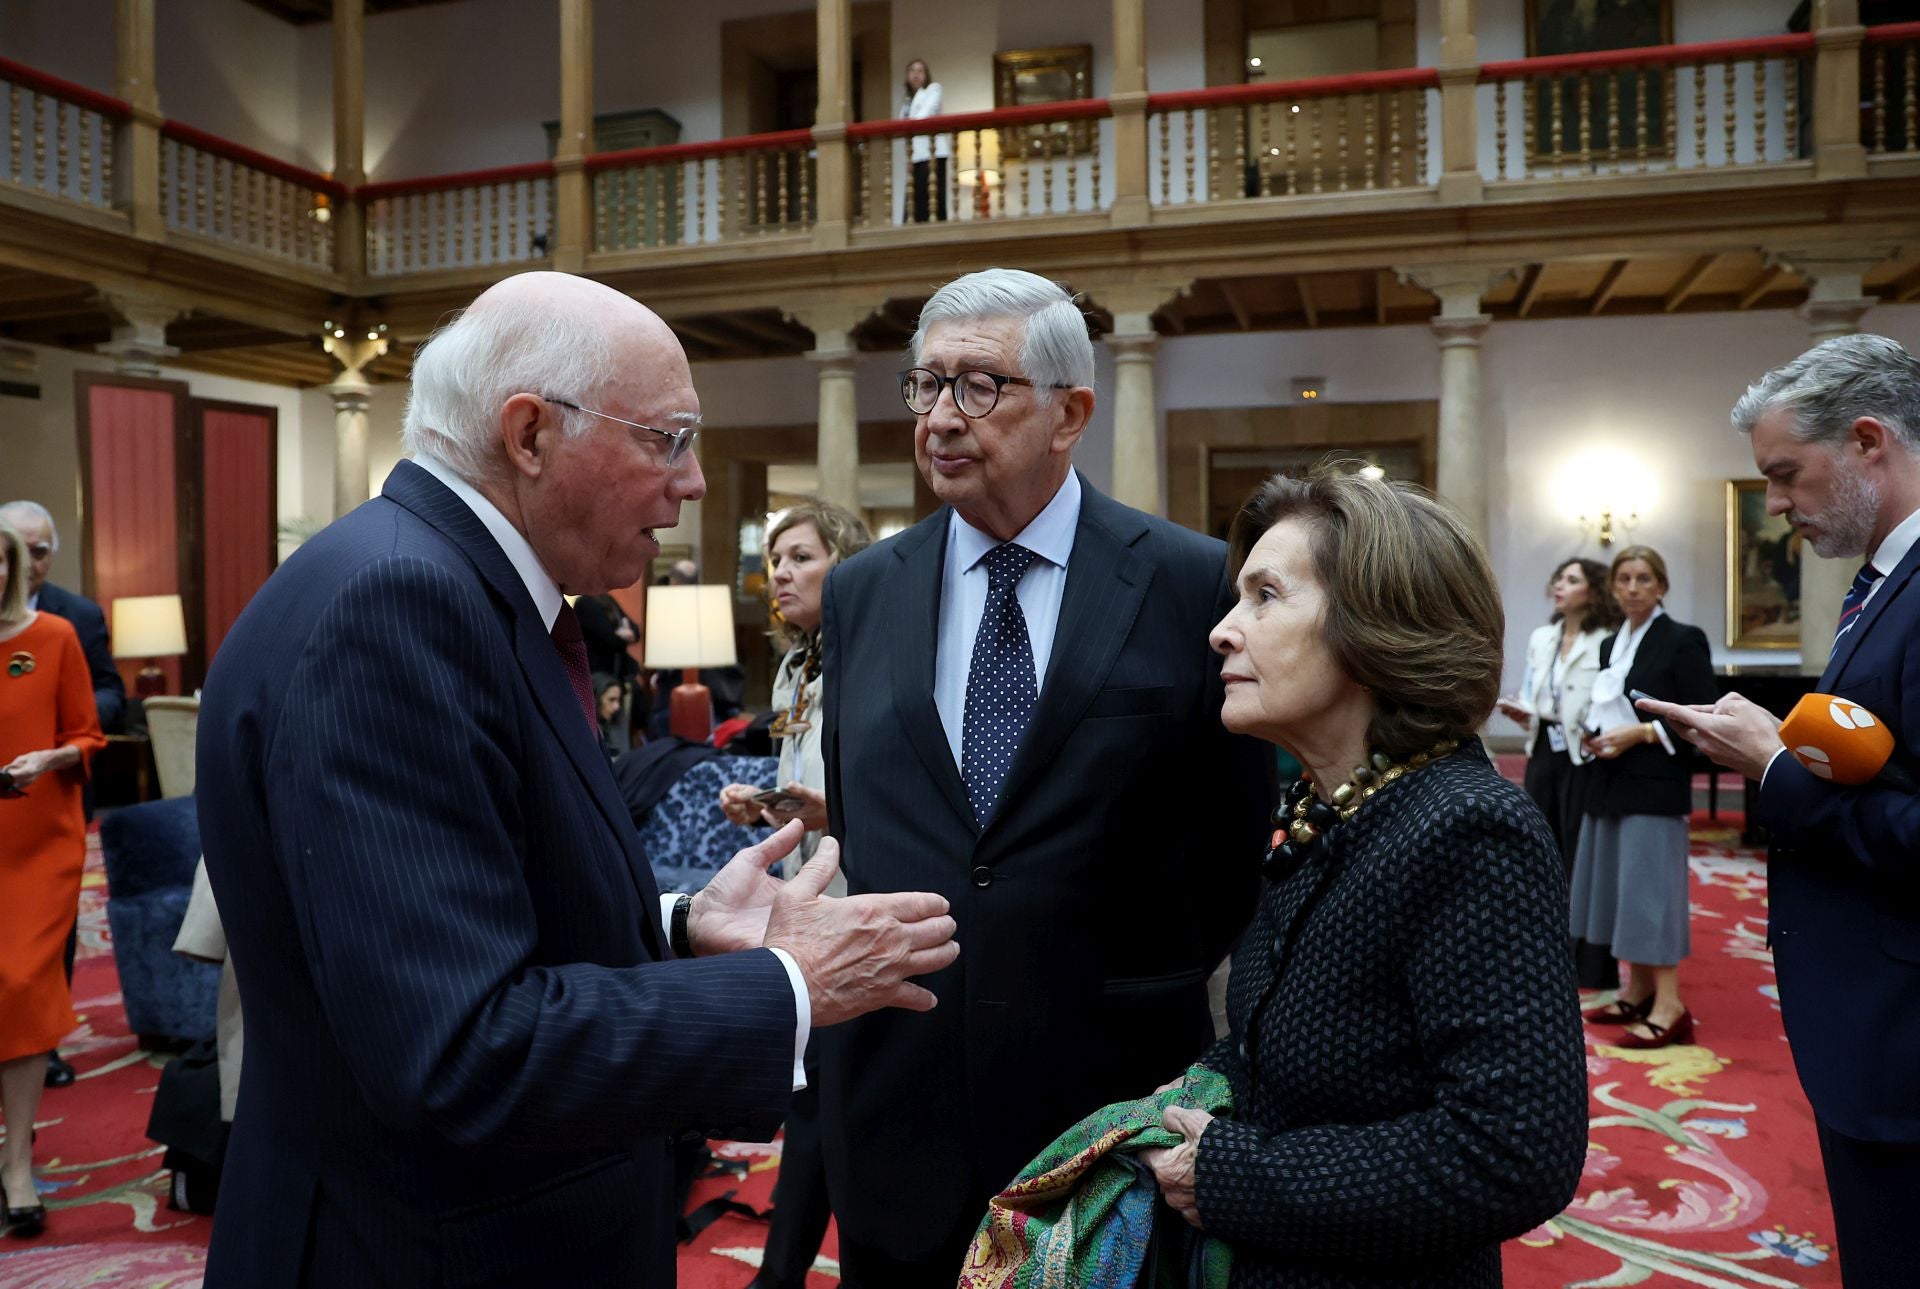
{"left": 1622, "top": 614, "right": 1675, "bottom": 692}
{"left": 986, "top": 481, "right": 1153, "bottom": 834}
{"left": 888, "top": 512, "right": 980, "bottom": 835}
{"left": 383, "top": 462, "right": 666, "bottom": 956}
{"left": 1824, "top": 542, "right": 1920, "bottom": 690}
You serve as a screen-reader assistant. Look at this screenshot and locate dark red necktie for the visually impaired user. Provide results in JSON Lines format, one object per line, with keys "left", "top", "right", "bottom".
{"left": 549, "top": 602, "right": 599, "bottom": 735}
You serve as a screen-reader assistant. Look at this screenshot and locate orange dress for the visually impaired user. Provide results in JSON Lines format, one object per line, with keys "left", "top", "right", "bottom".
{"left": 0, "top": 611, "right": 105, "bottom": 1063}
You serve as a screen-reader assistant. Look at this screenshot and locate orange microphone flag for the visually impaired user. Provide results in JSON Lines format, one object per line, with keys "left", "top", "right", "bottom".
{"left": 1779, "top": 693, "right": 1896, "bottom": 785}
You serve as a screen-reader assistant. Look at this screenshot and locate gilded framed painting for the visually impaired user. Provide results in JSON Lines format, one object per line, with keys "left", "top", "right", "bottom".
{"left": 993, "top": 45, "right": 1095, "bottom": 158}
{"left": 1524, "top": 0, "right": 1674, "bottom": 163}
{"left": 1726, "top": 479, "right": 1800, "bottom": 650}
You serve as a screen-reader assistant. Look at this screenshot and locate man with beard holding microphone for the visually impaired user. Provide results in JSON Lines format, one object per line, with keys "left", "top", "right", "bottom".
{"left": 1637, "top": 334, "right": 1920, "bottom": 1288}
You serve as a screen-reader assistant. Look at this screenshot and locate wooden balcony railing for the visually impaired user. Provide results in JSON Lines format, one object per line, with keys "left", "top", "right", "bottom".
{"left": 587, "top": 129, "right": 814, "bottom": 251}
{"left": 847, "top": 100, "right": 1114, "bottom": 225}
{"left": 1866, "top": 21, "right": 1920, "bottom": 155}
{"left": 0, "top": 56, "right": 129, "bottom": 212}
{"left": 361, "top": 163, "right": 553, "bottom": 276}
{"left": 160, "top": 121, "right": 342, "bottom": 270}
{"left": 1480, "top": 35, "right": 1816, "bottom": 181}
{"left": 1147, "top": 69, "right": 1438, "bottom": 205}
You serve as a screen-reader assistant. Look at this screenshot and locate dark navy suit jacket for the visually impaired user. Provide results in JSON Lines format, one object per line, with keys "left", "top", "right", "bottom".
{"left": 196, "top": 461, "right": 796, "bottom": 1288}
{"left": 816, "top": 476, "right": 1274, "bottom": 1259}
{"left": 37, "top": 581, "right": 125, "bottom": 733}
{"left": 1758, "top": 536, "right": 1920, "bottom": 1143}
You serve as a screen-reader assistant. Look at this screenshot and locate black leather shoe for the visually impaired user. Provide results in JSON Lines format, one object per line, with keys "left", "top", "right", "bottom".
{"left": 44, "top": 1052, "right": 75, "bottom": 1088}
{"left": 2, "top": 1181, "right": 46, "bottom": 1239}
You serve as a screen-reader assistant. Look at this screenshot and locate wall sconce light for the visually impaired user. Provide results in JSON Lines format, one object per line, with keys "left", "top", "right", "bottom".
{"left": 1291, "top": 377, "right": 1325, "bottom": 401}
{"left": 1577, "top": 506, "right": 1639, "bottom": 548}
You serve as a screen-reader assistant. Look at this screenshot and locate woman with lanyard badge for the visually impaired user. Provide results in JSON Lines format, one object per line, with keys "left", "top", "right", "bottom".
{"left": 1496, "top": 557, "right": 1620, "bottom": 990}
{"left": 1569, "top": 545, "right": 1717, "bottom": 1048}
{"left": 717, "top": 498, "right": 870, "bottom": 1289}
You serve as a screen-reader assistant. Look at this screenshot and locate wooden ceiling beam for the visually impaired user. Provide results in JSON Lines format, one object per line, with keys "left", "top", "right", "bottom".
{"left": 1589, "top": 258, "right": 1630, "bottom": 315}
{"left": 1663, "top": 254, "right": 1719, "bottom": 313}
{"left": 669, "top": 317, "right": 746, "bottom": 351}
{"left": 1515, "top": 263, "right": 1546, "bottom": 318}
{"left": 1219, "top": 281, "right": 1253, "bottom": 331}
{"left": 1738, "top": 265, "right": 1787, "bottom": 309}
{"left": 1892, "top": 265, "right": 1920, "bottom": 304}
{"left": 1296, "top": 275, "right": 1319, "bottom": 328}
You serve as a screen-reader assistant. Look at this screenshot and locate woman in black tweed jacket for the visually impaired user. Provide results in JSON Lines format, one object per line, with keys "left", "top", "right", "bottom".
{"left": 1141, "top": 467, "right": 1588, "bottom": 1288}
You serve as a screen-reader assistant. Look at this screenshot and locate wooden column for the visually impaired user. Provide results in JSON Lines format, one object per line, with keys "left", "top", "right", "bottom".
{"left": 332, "top": 0, "right": 367, "bottom": 281}
{"left": 1812, "top": 0, "right": 1868, "bottom": 180}
{"left": 325, "top": 333, "right": 388, "bottom": 516}
{"left": 1109, "top": 0, "right": 1151, "bottom": 225}
{"left": 1435, "top": 0, "right": 1483, "bottom": 202}
{"left": 812, "top": 0, "right": 853, "bottom": 249}
{"left": 112, "top": 0, "right": 163, "bottom": 240}
{"left": 793, "top": 299, "right": 872, "bottom": 511}
{"left": 1088, "top": 280, "right": 1189, "bottom": 515}
{"left": 552, "top": 0, "right": 593, "bottom": 271}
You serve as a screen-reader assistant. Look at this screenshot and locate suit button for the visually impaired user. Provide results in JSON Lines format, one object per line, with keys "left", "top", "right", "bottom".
{"left": 972, "top": 866, "right": 993, "bottom": 888}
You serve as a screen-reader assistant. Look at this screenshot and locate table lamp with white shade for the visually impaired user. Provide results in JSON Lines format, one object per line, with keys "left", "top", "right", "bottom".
{"left": 644, "top": 585, "right": 737, "bottom": 743}
{"left": 112, "top": 593, "right": 187, "bottom": 698}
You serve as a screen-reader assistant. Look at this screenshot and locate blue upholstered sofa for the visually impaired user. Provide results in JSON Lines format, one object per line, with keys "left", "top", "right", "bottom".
{"left": 98, "top": 797, "right": 219, "bottom": 1046}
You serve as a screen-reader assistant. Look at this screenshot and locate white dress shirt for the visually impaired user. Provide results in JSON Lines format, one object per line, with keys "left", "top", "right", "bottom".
{"left": 1587, "top": 605, "right": 1677, "bottom": 755}
{"left": 414, "top": 455, "right": 812, "bottom": 1088}
{"left": 902, "top": 82, "right": 950, "bottom": 161}
{"left": 934, "top": 469, "right": 1082, "bottom": 768}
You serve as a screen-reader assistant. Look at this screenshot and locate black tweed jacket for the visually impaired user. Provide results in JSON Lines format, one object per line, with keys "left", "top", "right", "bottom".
{"left": 1194, "top": 739, "right": 1588, "bottom": 1288}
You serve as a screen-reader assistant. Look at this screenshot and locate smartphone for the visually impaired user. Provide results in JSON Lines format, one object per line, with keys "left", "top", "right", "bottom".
{"left": 752, "top": 787, "right": 809, "bottom": 818}
{"left": 0, "top": 769, "right": 22, "bottom": 799}
{"left": 1628, "top": 689, "right": 1661, "bottom": 705}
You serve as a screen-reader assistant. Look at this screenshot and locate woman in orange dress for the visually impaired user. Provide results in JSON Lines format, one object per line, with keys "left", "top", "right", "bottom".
{"left": 0, "top": 519, "right": 104, "bottom": 1238}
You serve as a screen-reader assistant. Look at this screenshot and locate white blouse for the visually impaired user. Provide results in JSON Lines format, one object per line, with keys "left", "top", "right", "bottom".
{"left": 902, "top": 82, "right": 951, "bottom": 161}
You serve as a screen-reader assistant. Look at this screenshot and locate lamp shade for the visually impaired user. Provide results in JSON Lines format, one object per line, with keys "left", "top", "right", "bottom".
{"left": 644, "top": 585, "right": 737, "bottom": 669}
{"left": 112, "top": 594, "right": 188, "bottom": 658}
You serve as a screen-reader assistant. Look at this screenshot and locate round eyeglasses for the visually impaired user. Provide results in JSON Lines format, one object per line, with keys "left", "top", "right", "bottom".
{"left": 898, "top": 368, "right": 1072, "bottom": 419}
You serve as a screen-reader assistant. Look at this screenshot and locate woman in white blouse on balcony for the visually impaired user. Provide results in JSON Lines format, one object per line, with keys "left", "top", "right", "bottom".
{"left": 1497, "top": 556, "right": 1619, "bottom": 989}
{"left": 901, "top": 58, "right": 949, "bottom": 223}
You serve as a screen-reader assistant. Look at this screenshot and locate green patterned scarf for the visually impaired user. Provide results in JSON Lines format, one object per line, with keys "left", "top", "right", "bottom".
{"left": 958, "top": 1064, "right": 1234, "bottom": 1288}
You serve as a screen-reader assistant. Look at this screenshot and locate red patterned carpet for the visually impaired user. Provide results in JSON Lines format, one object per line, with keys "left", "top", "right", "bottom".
{"left": 4, "top": 822, "right": 1837, "bottom": 1288}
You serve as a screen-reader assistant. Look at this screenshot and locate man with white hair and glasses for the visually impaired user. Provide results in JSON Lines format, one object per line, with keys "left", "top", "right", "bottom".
{"left": 816, "top": 268, "right": 1273, "bottom": 1284}
{"left": 194, "top": 271, "right": 958, "bottom": 1288}
{"left": 1639, "top": 333, "right": 1920, "bottom": 1287}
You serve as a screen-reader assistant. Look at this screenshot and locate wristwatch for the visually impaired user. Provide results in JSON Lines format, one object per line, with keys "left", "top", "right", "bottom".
{"left": 670, "top": 893, "right": 694, "bottom": 958}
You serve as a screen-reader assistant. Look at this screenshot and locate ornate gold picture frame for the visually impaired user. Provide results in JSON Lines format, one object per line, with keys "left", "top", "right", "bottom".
{"left": 1726, "top": 479, "right": 1800, "bottom": 650}
{"left": 993, "top": 45, "right": 1095, "bottom": 158}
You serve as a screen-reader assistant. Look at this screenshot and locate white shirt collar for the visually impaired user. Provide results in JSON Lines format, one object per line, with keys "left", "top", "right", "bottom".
{"left": 1868, "top": 505, "right": 1920, "bottom": 578}
{"left": 25, "top": 590, "right": 37, "bottom": 611}
{"left": 948, "top": 469, "right": 1082, "bottom": 575}
{"left": 412, "top": 454, "right": 565, "bottom": 631}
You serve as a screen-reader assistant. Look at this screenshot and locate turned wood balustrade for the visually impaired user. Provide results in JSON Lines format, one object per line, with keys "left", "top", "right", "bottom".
{"left": 1146, "top": 70, "right": 1440, "bottom": 205}
{"left": 1479, "top": 34, "right": 1817, "bottom": 180}
{"left": 0, "top": 55, "right": 128, "bottom": 212}
{"left": 3, "top": 30, "right": 1917, "bottom": 287}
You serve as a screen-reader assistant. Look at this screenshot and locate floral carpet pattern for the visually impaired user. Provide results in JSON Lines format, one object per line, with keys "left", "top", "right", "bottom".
{"left": 9, "top": 826, "right": 1838, "bottom": 1288}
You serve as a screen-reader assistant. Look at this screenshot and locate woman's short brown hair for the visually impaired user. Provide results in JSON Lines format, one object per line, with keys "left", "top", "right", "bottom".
{"left": 767, "top": 497, "right": 873, "bottom": 649}
{"left": 1548, "top": 556, "right": 1624, "bottom": 633}
{"left": 1226, "top": 464, "right": 1505, "bottom": 759}
{"left": 0, "top": 520, "right": 28, "bottom": 625}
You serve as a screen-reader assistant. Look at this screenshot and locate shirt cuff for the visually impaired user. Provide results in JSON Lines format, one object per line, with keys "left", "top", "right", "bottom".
{"left": 1650, "top": 720, "right": 1677, "bottom": 756}
{"left": 657, "top": 895, "right": 812, "bottom": 1092}
{"left": 767, "top": 947, "right": 812, "bottom": 1092}
{"left": 657, "top": 892, "right": 679, "bottom": 941}
{"left": 1759, "top": 746, "right": 1790, "bottom": 793}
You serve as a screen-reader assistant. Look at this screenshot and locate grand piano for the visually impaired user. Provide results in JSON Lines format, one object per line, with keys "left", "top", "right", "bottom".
{"left": 1711, "top": 665, "right": 1823, "bottom": 844}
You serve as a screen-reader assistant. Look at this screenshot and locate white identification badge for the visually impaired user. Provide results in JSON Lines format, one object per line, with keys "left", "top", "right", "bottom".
{"left": 1546, "top": 724, "right": 1568, "bottom": 754}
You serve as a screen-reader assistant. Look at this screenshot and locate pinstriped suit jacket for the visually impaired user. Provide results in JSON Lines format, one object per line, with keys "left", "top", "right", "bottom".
{"left": 817, "top": 478, "right": 1275, "bottom": 1260}
{"left": 196, "top": 461, "right": 796, "bottom": 1289}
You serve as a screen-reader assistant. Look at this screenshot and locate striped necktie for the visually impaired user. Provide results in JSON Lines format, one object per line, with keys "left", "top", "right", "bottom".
{"left": 1834, "top": 562, "right": 1885, "bottom": 646}
{"left": 549, "top": 602, "right": 600, "bottom": 734}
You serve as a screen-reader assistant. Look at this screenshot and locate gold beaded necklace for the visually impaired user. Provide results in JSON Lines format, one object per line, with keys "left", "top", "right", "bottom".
{"left": 1267, "top": 737, "right": 1460, "bottom": 878}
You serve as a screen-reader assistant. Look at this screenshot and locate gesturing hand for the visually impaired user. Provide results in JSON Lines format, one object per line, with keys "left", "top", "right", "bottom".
{"left": 1139, "top": 1104, "right": 1213, "bottom": 1230}
{"left": 763, "top": 843, "right": 959, "bottom": 1028}
{"left": 685, "top": 821, "right": 808, "bottom": 956}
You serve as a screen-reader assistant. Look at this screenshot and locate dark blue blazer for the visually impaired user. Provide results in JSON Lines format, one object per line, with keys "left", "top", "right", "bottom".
{"left": 1758, "top": 536, "right": 1920, "bottom": 1143}
{"left": 196, "top": 461, "right": 797, "bottom": 1289}
{"left": 816, "top": 476, "right": 1275, "bottom": 1259}
{"left": 37, "top": 581, "right": 125, "bottom": 733}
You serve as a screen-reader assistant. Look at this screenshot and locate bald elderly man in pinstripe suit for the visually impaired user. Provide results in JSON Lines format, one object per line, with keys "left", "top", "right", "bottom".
{"left": 195, "top": 272, "right": 956, "bottom": 1289}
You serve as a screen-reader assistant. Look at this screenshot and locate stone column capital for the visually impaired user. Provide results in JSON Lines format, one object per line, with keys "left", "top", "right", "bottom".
{"left": 785, "top": 300, "right": 878, "bottom": 342}
{"left": 324, "top": 333, "right": 389, "bottom": 380}
{"left": 1799, "top": 296, "right": 1878, "bottom": 340}
{"left": 1082, "top": 278, "right": 1192, "bottom": 329}
{"left": 96, "top": 290, "right": 181, "bottom": 373}
{"left": 1765, "top": 244, "right": 1901, "bottom": 285}
{"left": 1102, "top": 328, "right": 1159, "bottom": 361}
{"left": 1395, "top": 263, "right": 1517, "bottom": 317}
{"left": 807, "top": 340, "right": 858, "bottom": 370}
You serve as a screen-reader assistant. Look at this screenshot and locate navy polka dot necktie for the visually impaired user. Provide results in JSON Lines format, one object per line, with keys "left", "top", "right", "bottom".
{"left": 962, "top": 542, "right": 1039, "bottom": 826}
{"left": 1834, "top": 561, "right": 1884, "bottom": 646}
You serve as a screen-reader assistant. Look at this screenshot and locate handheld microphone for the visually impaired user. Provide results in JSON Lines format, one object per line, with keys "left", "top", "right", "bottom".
{"left": 1778, "top": 693, "right": 1916, "bottom": 790}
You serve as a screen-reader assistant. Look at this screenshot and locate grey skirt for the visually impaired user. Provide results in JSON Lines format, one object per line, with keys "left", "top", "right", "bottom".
{"left": 1568, "top": 813, "right": 1691, "bottom": 967}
